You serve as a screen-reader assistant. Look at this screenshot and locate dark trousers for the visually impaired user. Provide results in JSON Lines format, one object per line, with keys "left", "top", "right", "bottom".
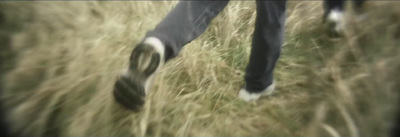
{"left": 146, "top": 0, "right": 287, "bottom": 92}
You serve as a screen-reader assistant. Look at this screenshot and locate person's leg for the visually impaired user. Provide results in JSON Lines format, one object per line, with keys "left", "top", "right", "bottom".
{"left": 114, "top": 1, "right": 229, "bottom": 111}
{"left": 239, "top": 0, "right": 287, "bottom": 101}
{"left": 146, "top": 1, "right": 230, "bottom": 61}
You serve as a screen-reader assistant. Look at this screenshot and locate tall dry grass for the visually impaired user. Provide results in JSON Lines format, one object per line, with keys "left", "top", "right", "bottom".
{"left": 0, "top": 1, "right": 399, "bottom": 137}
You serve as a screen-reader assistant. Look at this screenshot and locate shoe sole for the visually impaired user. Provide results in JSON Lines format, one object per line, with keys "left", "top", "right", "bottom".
{"left": 113, "top": 43, "right": 160, "bottom": 111}
{"left": 239, "top": 82, "right": 276, "bottom": 101}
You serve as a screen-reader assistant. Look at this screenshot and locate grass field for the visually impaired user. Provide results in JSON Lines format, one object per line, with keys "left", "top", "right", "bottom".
{"left": 1, "top": 1, "right": 399, "bottom": 137}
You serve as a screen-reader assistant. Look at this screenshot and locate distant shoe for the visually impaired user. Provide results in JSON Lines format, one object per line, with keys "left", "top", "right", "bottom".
{"left": 113, "top": 37, "right": 165, "bottom": 111}
{"left": 324, "top": 9, "right": 345, "bottom": 37}
{"left": 238, "top": 82, "right": 276, "bottom": 102}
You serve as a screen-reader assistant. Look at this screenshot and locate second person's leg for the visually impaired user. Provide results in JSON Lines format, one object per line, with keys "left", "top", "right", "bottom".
{"left": 323, "top": 0, "right": 346, "bottom": 36}
{"left": 323, "top": 0, "right": 345, "bottom": 22}
{"left": 239, "top": 0, "right": 287, "bottom": 101}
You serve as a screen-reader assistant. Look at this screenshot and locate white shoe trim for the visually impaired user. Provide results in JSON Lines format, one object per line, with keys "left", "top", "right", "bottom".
{"left": 327, "top": 10, "right": 345, "bottom": 33}
{"left": 143, "top": 37, "right": 165, "bottom": 61}
{"left": 238, "top": 82, "right": 276, "bottom": 102}
{"left": 142, "top": 37, "right": 165, "bottom": 94}
{"left": 327, "top": 10, "right": 343, "bottom": 22}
